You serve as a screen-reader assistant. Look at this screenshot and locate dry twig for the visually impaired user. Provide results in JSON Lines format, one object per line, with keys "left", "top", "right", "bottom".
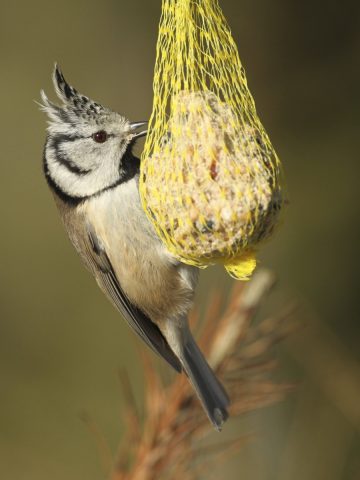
{"left": 101, "top": 269, "right": 294, "bottom": 479}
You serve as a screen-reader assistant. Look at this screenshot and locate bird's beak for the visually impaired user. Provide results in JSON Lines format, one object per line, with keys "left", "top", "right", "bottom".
{"left": 130, "top": 121, "right": 147, "bottom": 140}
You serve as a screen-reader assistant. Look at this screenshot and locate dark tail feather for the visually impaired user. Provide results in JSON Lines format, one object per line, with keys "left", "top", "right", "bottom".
{"left": 181, "top": 335, "right": 230, "bottom": 431}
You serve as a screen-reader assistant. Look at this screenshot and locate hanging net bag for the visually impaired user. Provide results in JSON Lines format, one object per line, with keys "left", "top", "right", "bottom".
{"left": 140, "top": 0, "right": 285, "bottom": 280}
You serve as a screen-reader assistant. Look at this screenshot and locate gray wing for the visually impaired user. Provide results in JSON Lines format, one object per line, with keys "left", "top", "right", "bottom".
{"left": 84, "top": 224, "right": 182, "bottom": 373}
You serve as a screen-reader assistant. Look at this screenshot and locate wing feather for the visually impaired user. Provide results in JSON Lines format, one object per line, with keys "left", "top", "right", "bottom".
{"left": 84, "top": 225, "right": 182, "bottom": 373}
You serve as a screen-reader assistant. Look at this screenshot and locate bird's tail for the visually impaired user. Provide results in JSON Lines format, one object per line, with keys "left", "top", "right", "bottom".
{"left": 181, "top": 334, "right": 230, "bottom": 431}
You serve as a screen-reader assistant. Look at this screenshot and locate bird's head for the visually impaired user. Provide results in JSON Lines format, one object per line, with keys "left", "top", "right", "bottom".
{"left": 41, "top": 65, "right": 146, "bottom": 202}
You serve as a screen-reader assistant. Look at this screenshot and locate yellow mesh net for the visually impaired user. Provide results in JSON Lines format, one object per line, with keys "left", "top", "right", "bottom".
{"left": 140, "top": 0, "right": 284, "bottom": 280}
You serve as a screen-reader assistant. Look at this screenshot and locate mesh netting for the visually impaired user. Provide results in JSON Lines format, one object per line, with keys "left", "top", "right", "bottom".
{"left": 140, "top": 0, "right": 284, "bottom": 280}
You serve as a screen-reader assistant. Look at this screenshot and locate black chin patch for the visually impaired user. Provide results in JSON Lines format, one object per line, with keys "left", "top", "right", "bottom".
{"left": 120, "top": 142, "right": 140, "bottom": 181}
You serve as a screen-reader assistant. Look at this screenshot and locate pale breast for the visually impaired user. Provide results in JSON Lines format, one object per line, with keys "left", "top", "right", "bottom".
{"left": 83, "top": 179, "right": 196, "bottom": 323}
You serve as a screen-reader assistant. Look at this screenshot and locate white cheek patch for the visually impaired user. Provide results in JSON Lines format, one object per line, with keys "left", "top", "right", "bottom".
{"left": 59, "top": 139, "right": 100, "bottom": 171}
{"left": 46, "top": 140, "right": 124, "bottom": 198}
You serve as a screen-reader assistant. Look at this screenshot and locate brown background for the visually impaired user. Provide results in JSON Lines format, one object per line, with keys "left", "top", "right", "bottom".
{"left": 0, "top": 1, "right": 359, "bottom": 479}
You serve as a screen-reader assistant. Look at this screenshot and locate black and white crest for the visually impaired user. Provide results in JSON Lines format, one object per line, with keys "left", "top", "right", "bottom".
{"left": 40, "top": 64, "right": 117, "bottom": 131}
{"left": 53, "top": 66, "right": 104, "bottom": 116}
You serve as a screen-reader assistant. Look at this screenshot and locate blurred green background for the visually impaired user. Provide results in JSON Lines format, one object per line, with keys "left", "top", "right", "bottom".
{"left": 1, "top": 0, "right": 359, "bottom": 479}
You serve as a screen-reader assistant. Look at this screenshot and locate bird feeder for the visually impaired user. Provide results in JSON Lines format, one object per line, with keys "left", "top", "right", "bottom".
{"left": 140, "top": 0, "right": 284, "bottom": 280}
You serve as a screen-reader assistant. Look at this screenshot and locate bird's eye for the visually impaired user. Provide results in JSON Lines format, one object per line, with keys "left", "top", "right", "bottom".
{"left": 92, "top": 130, "right": 108, "bottom": 143}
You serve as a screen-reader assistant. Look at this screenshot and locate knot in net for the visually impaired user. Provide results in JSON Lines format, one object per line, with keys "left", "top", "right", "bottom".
{"left": 140, "top": 0, "right": 285, "bottom": 280}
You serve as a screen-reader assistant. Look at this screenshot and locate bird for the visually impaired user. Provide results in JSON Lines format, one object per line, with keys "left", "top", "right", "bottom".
{"left": 40, "top": 65, "right": 229, "bottom": 430}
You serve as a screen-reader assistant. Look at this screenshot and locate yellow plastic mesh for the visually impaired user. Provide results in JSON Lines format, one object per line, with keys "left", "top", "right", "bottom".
{"left": 140, "top": 0, "right": 284, "bottom": 280}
